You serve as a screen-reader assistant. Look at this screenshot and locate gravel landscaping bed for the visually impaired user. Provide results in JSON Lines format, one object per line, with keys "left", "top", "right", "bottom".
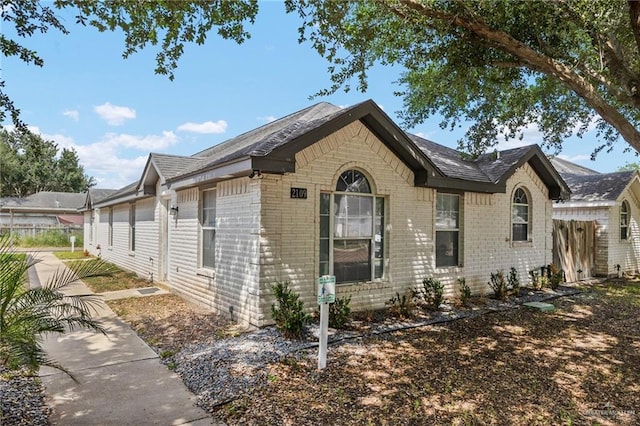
{"left": 172, "top": 285, "right": 584, "bottom": 412}
{"left": 0, "top": 369, "right": 51, "bottom": 425}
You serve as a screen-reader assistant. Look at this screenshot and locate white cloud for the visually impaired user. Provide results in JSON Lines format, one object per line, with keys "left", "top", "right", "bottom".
{"left": 63, "top": 109, "right": 79, "bottom": 122}
{"left": 495, "top": 122, "right": 544, "bottom": 151}
{"left": 101, "top": 130, "right": 179, "bottom": 150}
{"left": 177, "top": 120, "right": 227, "bottom": 134}
{"left": 94, "top": 102, "right": 136, "bottom": 125}
{"left": 257, "top": 116, "right": 276, "bottom": 124}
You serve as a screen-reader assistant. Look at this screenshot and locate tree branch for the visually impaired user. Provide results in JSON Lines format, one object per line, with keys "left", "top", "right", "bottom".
{"left": 397, "top": 0, "right": 640, "bottom": 153}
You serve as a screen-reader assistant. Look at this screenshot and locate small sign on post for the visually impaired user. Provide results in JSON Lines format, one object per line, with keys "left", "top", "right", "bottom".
{"left": 317, "top": 275, "right": 336, "bottom": 370}
{"left": 70, "top": 236, "right": 76, "bottom": 252}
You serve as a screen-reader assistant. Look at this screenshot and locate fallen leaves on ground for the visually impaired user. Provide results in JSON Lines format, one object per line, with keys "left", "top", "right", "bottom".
{"left": 110, "top": 283, "right": 640, "bottom": 425}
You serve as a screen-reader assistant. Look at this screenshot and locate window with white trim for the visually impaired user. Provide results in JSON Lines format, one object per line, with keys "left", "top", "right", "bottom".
{"left": 201, "top": 189, "right": 217, "bottom": 269}
{"left": 319, "top": 170, "right": 385, "bottom": 284}
{"left": 512, "top": 187, "right": 530, "bottom": 242}
{"left": 108, "top": 207, "right": 113, "bottom": 247}
{"left": 436, "top": 193, "right": 460, "bottom": 267}
{"left": 621, "top": 200, "right": 630, "bottom": 240}
{"left": 129, "top": 204, "right": 136, "bottom": 251}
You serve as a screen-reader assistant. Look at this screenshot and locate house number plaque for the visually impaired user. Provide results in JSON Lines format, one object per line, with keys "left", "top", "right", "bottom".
{"left": 290, "top": 187, "right": 308, "bottom": 199}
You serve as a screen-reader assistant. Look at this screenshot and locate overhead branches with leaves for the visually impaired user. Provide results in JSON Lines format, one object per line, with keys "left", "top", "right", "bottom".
{"left": 286, "top": 0, "right": 640, "bottom": 157}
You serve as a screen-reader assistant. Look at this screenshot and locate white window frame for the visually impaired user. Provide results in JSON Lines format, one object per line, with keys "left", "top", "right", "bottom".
{"left": 319, "top": 170, "right": 385, "bottom": 285}
{"left": 129, "top": 204, "right": 136, "bottom": 252}
{"left": 621, "top": 200, "right": 630, "bottom": 241}
{"left": 435, "top": 193, "right": 461, "bottom": 268}
{"left": 200, "top": 188, "right": 217, "bottom": 270}
{"left": 108, "top": 207, "right": 113, "bottom": 247}
{"left": 511, "top": 187, "right": 531, "bottom": 243}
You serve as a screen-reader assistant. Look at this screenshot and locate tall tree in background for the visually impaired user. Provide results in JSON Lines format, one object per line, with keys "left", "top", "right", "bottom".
{"left": 0, "top": 129, "right": 94, "bottom": 197}
{"left": 286, "top": 0, "right": 640, "bottom": 157}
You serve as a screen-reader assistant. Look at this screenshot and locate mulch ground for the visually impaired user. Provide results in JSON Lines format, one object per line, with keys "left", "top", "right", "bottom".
{"left": 110, "top": 282, "right": 640, "bottom": 425}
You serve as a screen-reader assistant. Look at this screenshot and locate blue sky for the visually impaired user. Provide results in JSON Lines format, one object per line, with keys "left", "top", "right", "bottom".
{"left": 2, "top": 2, "right": 632, "bottom": 189}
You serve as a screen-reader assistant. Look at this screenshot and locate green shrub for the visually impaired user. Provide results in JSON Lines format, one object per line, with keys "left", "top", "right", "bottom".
{"left": 329, "top": 295, "right": 351, "bottom": 329}
{"left": 270, "top": 281, "right": 311, "bottom": 339}
{"left": 388, "top": 290, "right": 416, "bottom": 318}
{"left": 508, "top": 267, "right": 520, "bottom": 295}
{"left": 458, "top": 277, "right": 471, "bottom": 306}
{"left": 529, "top": 269, "right": 548, "bottom": 290}
{"left": 549, "top": 265, "right": 564, "bottom": 290}
{"left": 420, "top": 277, "right": 445, "bottom": 310}
{"left": 488, "top": 270, "right": 509, "bottom": 301}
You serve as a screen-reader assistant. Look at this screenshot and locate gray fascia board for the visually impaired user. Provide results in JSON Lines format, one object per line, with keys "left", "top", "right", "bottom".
{"left": 168, "top": 157, "right": 253, "bottom": 190}
{"left": 424, "top": 176, "right": 503, "bottom": 194}
{"left": 94, "top": 192, "right": 146, "bottom": 209}
{"left": 269, "top": 100, "right": 442, "bottom": 178}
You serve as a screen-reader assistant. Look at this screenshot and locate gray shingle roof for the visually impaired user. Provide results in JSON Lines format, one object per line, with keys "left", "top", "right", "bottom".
{"left": 549, "top": 157, "right": 599, "bottom": 176}
{"left": 150, "top": 153, "right": 201, "bottom": 180}
{"left": 179, "top": 102, "right": 343, "bottom": 178}
{"left": 408, "top": 135, "right": 491, "bottom": 182}
{"left": 0, "top": 191, "right": 86, "bottom": 210}
{"left": 88, "top": 188, "right": 119, "bottom": 203}
{"left": 409, "top": 134, "right": 540, "bottom": 185}
{"left": 561, "top": 171, "right": 635, "bottom": 202}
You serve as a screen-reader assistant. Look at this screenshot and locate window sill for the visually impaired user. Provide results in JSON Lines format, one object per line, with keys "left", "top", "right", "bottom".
{"left": 335, "top": 278, "right": 388, "bottom": 288}
{"left": 128, "top": 251, "right": 135, "bottom": 257}
{"left": 435, "top": 265, "right": 463, "bottom": 273}
{"left": 510, "top": 240, "right": 533, "bottom": 248}
{"left": 196, "top": 268, "right": 216, "bottom": 279}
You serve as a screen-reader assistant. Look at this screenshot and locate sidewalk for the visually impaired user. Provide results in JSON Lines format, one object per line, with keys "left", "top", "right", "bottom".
{"left": 31, "top": 251, "right": 220, "bottom": 425}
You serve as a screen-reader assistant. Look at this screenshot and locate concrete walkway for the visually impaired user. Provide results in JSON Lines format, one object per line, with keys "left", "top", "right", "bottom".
{"left": 31, "top": 252, "right": 219, "bottom": 425}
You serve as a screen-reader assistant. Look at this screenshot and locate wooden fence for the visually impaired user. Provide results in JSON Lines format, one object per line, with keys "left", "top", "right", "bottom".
{"left": 552, "top": 219, "right": 595, "bottom": 282}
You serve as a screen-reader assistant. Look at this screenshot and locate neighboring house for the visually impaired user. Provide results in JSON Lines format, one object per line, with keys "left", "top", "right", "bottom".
{"left": 0, "top": 191, "right": 86, "bottom": 234}
{"left": 82, "top": 100, "right": 569, "bottom": 327}
{"left": 551, "top": 157, "right": 640, "bottom": 276}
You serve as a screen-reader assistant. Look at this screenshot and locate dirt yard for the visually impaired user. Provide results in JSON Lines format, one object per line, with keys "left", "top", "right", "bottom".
{"left": 108, "top": 281, "right": 640, "bottom": 425}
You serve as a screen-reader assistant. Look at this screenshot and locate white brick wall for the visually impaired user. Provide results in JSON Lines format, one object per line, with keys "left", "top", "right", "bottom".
{"left": 87, "top": 122, "right": 558, "bottom": 327}
{"left": 257, "top": 122, "right": 554, "bottom": 324}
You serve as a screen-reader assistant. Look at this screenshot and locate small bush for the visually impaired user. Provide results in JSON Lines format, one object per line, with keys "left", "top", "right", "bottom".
{"left": 458, "top": 277, "right": 471, "bottom": 306}
{"left": 488, "top": 270, "right": 508, "bottom": 301}
{"left": 270, "top": 281, "right": 311, "bottom": 339}
{"left": 529, "top": 269, "right": 548, "bottom": 290}
{"left": 549, "top": 264, "right": 564, "bottom": 290}
{"left": 420, "top": 277, "right": 445, "bottom": 310}
{"left": 329, "top": 295, "right": 351, "bottom": 329}
{"left": 388, "top": 290, "right": 416, "bottom": 318}
{"left": 508, "top": 267, "right": 520, "bottom": 295}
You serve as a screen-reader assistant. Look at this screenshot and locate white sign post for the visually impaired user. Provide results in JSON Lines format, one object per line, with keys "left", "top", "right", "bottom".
{"left": 70, "top": 236, "right": 76, "bottom": 252}
{"left": 317, "top": 275, "right": 336, "bottom": 370}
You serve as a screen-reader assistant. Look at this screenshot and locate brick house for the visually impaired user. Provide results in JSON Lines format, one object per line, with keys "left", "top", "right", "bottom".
{"left": 551, "top": 157, "right": 640, "bottom": 276}
{"left": 82, "top": 100, "right": 569, "bottom": 327}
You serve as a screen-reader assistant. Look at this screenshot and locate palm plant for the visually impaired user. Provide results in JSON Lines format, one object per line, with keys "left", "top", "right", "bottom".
{"left": 0, "top": 236, "right": 110, "bottom": 379}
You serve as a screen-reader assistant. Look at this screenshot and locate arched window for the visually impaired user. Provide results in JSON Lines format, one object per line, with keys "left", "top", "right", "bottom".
{"left": 512, "top": 187, "right": 530, "bottom": 242}
{"left": 319, "top": 170, "right": 385, "bottom": 284}
{"left": 621, "top": 200, "right": 630, "bottom": 240}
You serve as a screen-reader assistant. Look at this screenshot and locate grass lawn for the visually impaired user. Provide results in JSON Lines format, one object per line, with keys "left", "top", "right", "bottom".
{"left": 53, "top": 251, "right": 91, "bottom": 260}
{"left": 65, "top": 259, "right": 152, "bottom": 293}
{"left": 112, "top": 280, "right": 640, "bottom": 425}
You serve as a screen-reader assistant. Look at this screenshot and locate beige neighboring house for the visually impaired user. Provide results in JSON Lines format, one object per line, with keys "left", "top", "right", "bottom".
{"left": 81, "top": 100, "right": 569, "bottom": 327}
{"left": 551, "top": 157, "right": 640, "bottom": 277}
{"left": 0, "top": 191, "right": 86, "bottom": 236}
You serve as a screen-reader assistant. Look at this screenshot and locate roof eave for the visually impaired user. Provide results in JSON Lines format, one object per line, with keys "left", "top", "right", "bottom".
{"left": 496, "top": 146, "right": 571, "bottom": 200}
